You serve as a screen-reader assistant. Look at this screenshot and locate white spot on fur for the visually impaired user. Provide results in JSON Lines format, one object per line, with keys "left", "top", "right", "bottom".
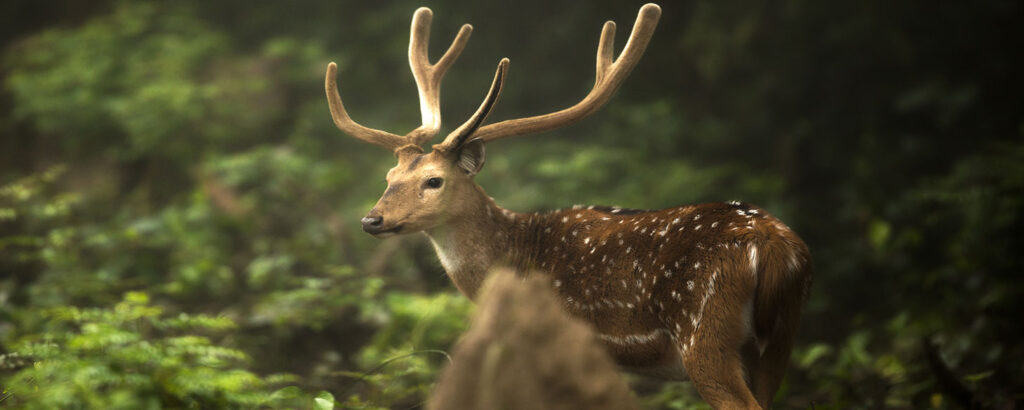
{"left": 749, "top": 244, "right": 759, "bottom": 275}
{"left": 598, "top": 329, "right": 671, "bottom": 346}
{"left": 689, "top": 269, "right": 719, "bottom": 338}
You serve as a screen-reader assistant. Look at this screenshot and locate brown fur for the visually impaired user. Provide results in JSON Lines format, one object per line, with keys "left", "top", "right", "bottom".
{"left": 428, "top": 269, "right": 638, "bottom": 410}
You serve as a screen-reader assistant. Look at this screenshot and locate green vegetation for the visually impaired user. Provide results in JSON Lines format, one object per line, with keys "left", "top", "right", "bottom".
{"left": 1, "top": 1, "right": 1021, "bottom": 408}
{"left": 4, "top": 291, "right": 297, "bottom": 409}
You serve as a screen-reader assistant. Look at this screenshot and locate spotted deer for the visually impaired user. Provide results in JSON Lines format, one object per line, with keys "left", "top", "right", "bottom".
{"left": 325, "top": 4, "right": 812, "bottom": 409}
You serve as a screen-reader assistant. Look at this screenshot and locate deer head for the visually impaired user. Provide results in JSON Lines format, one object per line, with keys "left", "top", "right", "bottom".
{"left": 325, "top": 5, "right": 661, "bottom": 237}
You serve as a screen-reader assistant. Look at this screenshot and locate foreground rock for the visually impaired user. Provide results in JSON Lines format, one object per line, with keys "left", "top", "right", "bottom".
{"left": 428, "top": 269, "right": 638, "bottom": 410}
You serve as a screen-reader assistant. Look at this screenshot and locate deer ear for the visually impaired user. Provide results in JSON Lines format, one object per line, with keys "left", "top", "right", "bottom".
{"left": 456, "top": 138, "right": 486, "bottom": 176}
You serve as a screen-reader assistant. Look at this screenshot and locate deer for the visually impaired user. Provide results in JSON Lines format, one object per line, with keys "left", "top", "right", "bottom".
{"left": 324, "top": 4, "right": 812, "bottom": 409}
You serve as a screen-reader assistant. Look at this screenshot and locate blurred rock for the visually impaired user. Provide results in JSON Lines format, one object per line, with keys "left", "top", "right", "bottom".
{"left": 428, "top": 268, "right": 638, "bottom": 410}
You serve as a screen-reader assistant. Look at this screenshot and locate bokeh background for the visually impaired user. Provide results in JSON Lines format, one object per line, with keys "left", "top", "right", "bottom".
{"left": 1, "top": 0, "right": 1022, "bottom": 408}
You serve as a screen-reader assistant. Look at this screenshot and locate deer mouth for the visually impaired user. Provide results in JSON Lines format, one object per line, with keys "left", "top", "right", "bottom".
{"left": 371, "top": 224, "right": 404, "bottom": 237}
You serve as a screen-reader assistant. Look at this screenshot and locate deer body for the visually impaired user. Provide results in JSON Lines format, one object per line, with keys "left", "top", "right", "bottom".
{"left": 422, "top": 183, "right": 812, "bottom": 380}
{"left": 325, "top": 4, "right": 812, "bottom": 408}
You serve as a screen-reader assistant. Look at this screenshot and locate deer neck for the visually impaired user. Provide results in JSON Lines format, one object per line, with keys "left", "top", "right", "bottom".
{"left": 423, "top": 185, "right": 537, "bottom": 300}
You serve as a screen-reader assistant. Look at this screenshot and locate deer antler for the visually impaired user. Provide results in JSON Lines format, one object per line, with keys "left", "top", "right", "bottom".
{"left": 325, "top": 7, "right": 472, "bottom": 153}
{"left": 436, "top": 58, "right": 509, "bottom": 151}
{"left": 469, "top": 3, "right": 661, "bottom": 143}
{"left": 407, "top": 8, "right": 473, "bottom": 145}
{"left": 325, "top": 62, "right": 406, "bottom": 151}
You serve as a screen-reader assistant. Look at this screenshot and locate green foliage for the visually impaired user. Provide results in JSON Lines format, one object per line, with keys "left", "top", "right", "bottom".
{"left": 2, "top": 292, "right": 303, "bottom": 409}
{"left": 336, "top": 293, "right": 471, "bottom": 408}
{"left": 356, "top": 292, "right": 472, "bottom": 367}
{"left": 336, "top": 347, "right": 441, "bottom": 409}
{"left": 4, "top": 2, "right": 282, "bottom": 161}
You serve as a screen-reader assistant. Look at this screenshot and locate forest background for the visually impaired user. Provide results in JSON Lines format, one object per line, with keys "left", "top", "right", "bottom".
{"left": 1, "top": 1, "right": 1021, "bottom": 408}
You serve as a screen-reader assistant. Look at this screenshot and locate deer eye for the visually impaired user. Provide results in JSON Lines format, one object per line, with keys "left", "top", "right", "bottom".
{"left": 425, "top": 177, "right": 443, "bottom": 189}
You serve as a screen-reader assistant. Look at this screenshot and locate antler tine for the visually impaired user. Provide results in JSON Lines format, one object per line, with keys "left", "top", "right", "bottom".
{"left": 437, "top": 58, "right": 509, "bottom": 151}
{"left": 407, "top": 7, "right": 473, "bottom": 145}
{"left": 472, "top": 3, "right": 661, "bottom": 143}
{"left": 595, "top": 21, "right": 616, "bottom": 85}
{"left": 325, "top": 62, "right": 407, "bottom": 151}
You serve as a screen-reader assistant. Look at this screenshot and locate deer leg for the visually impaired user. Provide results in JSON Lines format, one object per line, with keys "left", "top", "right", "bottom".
{"left": 749, "top": 309, "right": 801, "bottom": 409}
{"left": 749, "top": 338, "right": 791, "bottom": 409}
{"left": 749, "top": 257, "right": 809, "bottom": 409}
{"left": 679, "top": 295, "right": 761, "bottom": 409}
{"left": 681, "top": 338, "right": 760, "bottom": 409}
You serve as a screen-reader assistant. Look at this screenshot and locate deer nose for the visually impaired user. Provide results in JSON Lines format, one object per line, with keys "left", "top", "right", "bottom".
{"left": 361, "top": 215, "right": 384, "bottom": 233}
